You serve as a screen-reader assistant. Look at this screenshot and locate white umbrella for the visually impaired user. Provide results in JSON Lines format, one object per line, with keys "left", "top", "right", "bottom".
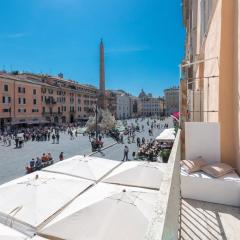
{"left": 0, "top": 171, "right": 93, "bottom": 232}
{"left": 102, "top": 161, "right": 166, "bottom": 190}
{"left": 30, "top": 236, "right": 49, "bottom": 240}
{"left": 0, "top": 223, "right": 27, "bottom": 240}
{"left": 43, "top": 155, "right": 121, "bottom": 181}
{"left": 39, "top": 183, "right": 158, "bottom": 240}
{"left": 76, "top": 127, "right": 87, "bottom": 134}
{"left": 156, "top": 128, "right": 175, "bottom": 142}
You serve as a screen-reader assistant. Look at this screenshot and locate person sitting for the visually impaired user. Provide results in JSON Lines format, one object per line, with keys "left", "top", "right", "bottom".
{"left": 35, "top": 157, "right": 42, "bottom": 170}
{"left": 30, "top": 158, "right": 35, "bottom": 169}
{"left": 41, "top": 153, "right": 48, "bottom": 162}
{"left": 47, "top": 153, "right": 53, "bottom": 161}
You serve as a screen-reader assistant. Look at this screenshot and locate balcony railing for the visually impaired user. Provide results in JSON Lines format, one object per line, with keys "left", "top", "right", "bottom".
{"left": 45, "top": 97, "right": 57, "bottom": 105}
{"left": 144, "top": 130, "right": 181, "bottom": 240}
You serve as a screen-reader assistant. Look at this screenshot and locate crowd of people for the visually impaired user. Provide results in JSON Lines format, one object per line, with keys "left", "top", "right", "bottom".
{"left": 137, "top": 140, "right": 171, "bottom": 161}
{"left": 0, "top": 123, "right": 84, "bottom": 149}
{"left": 26, "top": 152, "right": 54, "bottom": 173}
{"left": 120, "top": 118, "right": 172, "bottom": 161}
{"left": 26, "top": 151, "right": 65, "bottom": 173}
{"left": 0, "top": 116, "right": 173, "bottom": 175}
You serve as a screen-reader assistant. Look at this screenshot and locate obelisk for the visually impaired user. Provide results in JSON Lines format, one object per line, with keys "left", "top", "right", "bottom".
{"left": 98, "top": 39, "right": 106, "bottom": 109}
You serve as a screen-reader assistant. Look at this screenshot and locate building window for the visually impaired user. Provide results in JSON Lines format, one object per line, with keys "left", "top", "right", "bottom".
{"left": 18, "top": 108, "right": 26, "bottom": 113}
{"left": 48, "top": 89, "right": 53, "bottom": 94}
{"left": 3, "top": 108, "right": 10, "bottom": 112}
{"left": 33, "top": 89, "right": 36, "bottom": 95}
{"left": 18, "top": 98, "right": 26, "bottom": 104}
{"left": 4, "top": 85, "right": 8, "bottom": 92}
{"left": 33, "top": 99, "right": 37, "bottom": 105}
{"left": 42, "top": 107, "right": 45, "bottom": 113}
{"left": 18, "top": 87, "right": 25, "bottom": 93}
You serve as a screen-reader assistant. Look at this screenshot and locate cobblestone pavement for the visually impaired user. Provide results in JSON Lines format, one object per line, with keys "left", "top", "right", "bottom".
{"left": 0, "top": 132, "right": 115, "bottom": 184}
{"left": 0, "top": 118, "right": 172, "bottom": 184}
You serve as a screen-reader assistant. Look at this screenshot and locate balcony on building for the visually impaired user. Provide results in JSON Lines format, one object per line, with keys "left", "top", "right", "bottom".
{"left": 45, "top": 97, "right": 57, "bottom": 105}
{"left": 181, "top": 122, "right": 240, "bottom": 239}
{"left": 154, "top": 121, "right": 240, "bottom": 239}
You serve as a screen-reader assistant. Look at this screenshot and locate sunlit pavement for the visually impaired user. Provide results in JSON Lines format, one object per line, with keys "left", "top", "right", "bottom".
{"left": 92, "top": 119, "right": 164, "bottom": 161}
{"left": 0, "top": 118, "right": 168, "bottom": 184}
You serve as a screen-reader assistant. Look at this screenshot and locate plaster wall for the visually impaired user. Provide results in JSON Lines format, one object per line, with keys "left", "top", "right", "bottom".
{"left": 203, "top": 0, "right": 221, "bottom": 122}
{"left": 233, "top": 0, "right": 240, "bottom": 173}
{"left": 219, "top": 0, "right": 235, "bottom": 167}
{"left": 185, "top": 122, "right": 220, "bottom": 164}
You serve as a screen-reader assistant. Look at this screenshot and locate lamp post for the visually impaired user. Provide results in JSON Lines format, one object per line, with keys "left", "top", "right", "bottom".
{"left": 95, "top": 105, "right": 98, "bottom": 140}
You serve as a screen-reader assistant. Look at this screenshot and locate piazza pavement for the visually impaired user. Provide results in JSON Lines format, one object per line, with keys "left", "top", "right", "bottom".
{"left": 0, "top": 118, "right": 168, "bottom": 184}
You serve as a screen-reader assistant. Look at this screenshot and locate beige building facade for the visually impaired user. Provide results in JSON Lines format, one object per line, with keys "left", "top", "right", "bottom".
{"left": 164, "top": 87, "right": 179, "bottom": 115}
{"left": 0, "top": 72, "right": 98, "bottom": 129}
{"left": 181, "top": 0, "right": 240, "bottom": 173}
{"left": 138, "top": 90, "right": 164, "bottom": 117}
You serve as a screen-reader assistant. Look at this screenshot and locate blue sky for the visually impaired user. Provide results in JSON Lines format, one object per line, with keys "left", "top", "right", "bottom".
{"left": 0, "top": 0, "right": 185, "bottom": 97}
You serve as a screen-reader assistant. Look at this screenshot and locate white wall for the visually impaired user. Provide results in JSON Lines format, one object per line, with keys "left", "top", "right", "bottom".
{"left": 185, "top": 122, "right": 220, "bottom": 163}
{"left": 116, "top": 95, "right": 130, "bottom": 119}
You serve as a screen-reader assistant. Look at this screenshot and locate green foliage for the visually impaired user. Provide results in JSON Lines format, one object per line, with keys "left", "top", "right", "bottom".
{"left": 159, "top": 149, "right": 171, "bottom": 162}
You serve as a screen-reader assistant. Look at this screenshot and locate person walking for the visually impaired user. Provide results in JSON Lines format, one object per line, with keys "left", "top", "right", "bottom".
{"left": 120, "top": 133, "right": 124, "bottom": 144}
{"left": 7, "top": 136, "right": 11, "bottom": 146}
{"left": 52, "top": 134, "right": 56, "bottom": 144}
{"left": 122, "top": 145, "right": 129, "bottom": 161}
{"left": 137, "top": 137, "right": 141, "bottom": 147}
{"left": 59, "top": 152, "right": 64, "bottom": 161}
{"left": 56, "top": 132, "right": 60, "bottom": 144}
{"left": 70, "top": 130, "right": 74, "bottom": 140}
{"left": 15, "top": 137, "right": 19, "bottom": 148}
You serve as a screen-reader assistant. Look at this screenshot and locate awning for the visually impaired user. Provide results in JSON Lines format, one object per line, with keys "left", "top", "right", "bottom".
{"left": 39, "top": 183, "right": 159, "bottom": 240}
{"left": 156, "top": 128, "right": 175, "bottom": 142}
{"left": 43, "top": 155, "right": 121, "bottom": 181}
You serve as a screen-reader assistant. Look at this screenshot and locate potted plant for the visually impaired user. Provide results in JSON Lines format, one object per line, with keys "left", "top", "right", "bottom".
{"left": 159, "top": 149, "right": 171, "bottom": 163}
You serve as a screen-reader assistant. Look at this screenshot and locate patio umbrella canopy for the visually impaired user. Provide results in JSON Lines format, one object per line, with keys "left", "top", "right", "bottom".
{"left": 39, "top": 183, "right": 158, "bottom": 240}
{"left": 0, "top": 171, "right": 93, "bottom": 232}
{"left": 0, "top": 223, "right": 27, "bottom": 240}
{"left": 102, "top": 161, "right": 166, "bottom": 190}
{"left": 76, "top": 127, "right": 87, "bottom": 134}
{"left": 43, "top": 155, "right": 121, "bottom": 181}
{"left": 156, "top": 128, "right": 175, "bottom": 142}
{"left": 31, "top": 236, "right": 49, "bottom": 240}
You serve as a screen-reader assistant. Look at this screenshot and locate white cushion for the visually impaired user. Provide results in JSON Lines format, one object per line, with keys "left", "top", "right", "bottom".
{"left": 181, "top": 168, "right": 240, "bottom": 206}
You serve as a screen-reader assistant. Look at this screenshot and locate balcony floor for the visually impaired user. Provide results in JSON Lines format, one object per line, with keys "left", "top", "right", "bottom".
{"left": 180, "top": 198, "right": 240, "bottom": 240}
